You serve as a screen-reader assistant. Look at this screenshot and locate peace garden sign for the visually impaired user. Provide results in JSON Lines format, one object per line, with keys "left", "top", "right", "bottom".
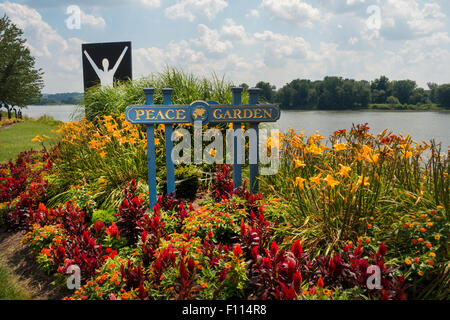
{"left": 125, "top": 87, "right": 280, "bottom": 209}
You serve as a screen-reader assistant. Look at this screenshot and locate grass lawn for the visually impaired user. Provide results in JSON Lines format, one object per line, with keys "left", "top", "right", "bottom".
{"left": 0, "top": 264, "right": 31, "bottom": 300}
{"left": 0, "top": 119, "right": 61, "bottom": 164}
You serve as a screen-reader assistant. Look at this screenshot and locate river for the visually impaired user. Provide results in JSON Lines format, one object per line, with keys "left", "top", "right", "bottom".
{"left": 22, "top": 105, "right": 450, "bottom": 148}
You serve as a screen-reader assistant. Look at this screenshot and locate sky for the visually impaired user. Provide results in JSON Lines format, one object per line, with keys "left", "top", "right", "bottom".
{"left": 1, "top": 0, "right": 449, "bottom": 93}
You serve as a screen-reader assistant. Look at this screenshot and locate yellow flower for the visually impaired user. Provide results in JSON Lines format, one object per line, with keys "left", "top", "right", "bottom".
{"left": 295, "top": 177, "right": 306, "bottom": 189}
{"left": 367, "top": 153, "right": 379, "bottom": 164}
{"left": 324, "top": 174, "right": 340, "bottom": 188}
{"left": 405, "top": 151, "right": 413, "bottom": 158}
{"left": 98, "top": 177, "right": 106, "bottom": 184}
{"left": 405, "top": 259, "right": 412, "bottom": 266}
{"left": 338, "top": 164, "right": 351, "bottom": 177}
{"left": 120, "top": 136, "right": 127, "bottom": 144}
{"left": 32, "top": 135, "right": 44, "bottom": 142}
{"left": 309, "top": 173, "right": 322, "bottom": 185}
{"left": 436, "top": 205, "right": 444, "bottom": 209}
{"left": 357, "top": 175, "right": 370, "bottom": 187}
{"left": 294, "top": 159, "right": 306, "bottom": 168}
{"left": 311, "top": 144, "right": 322, "bottom": 155}
{"left": 333, "top": 143, "right": 347, "bottom": 151}
{"left": 434, "top": 234, "right": 440, "bottom": 240}
{"left": 209, "top": 149, "right": 216, "bottom": 157}
{"left": 99, "top": 151, "right": 106, "bottom": 159}
{"left": 429, "top": 252, "right": 436, "bottom": 257}
{"left": 418, "top": 270, "right": 424, "bottom": 276}
{"left": 155, "top": 138, "right": 160, "bottom": 145}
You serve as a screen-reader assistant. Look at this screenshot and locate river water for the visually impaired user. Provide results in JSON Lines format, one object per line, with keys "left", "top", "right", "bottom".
{"left": 22, "top": 105, "right": 450, "bottom": 148}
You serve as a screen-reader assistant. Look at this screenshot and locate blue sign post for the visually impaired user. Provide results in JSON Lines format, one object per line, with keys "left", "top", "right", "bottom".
{"left": 125, "top": 87, "right": 280, "bottom": 209}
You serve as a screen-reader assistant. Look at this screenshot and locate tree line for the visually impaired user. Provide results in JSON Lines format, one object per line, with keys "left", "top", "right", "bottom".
{"left": 244, "top": 76, "right": 450, "bottom": 110}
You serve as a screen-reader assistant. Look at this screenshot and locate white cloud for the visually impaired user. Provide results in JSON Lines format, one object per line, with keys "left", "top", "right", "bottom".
{"left": 79, "top": 9, "right": 106, "bottom": 28}
{"left": 261, "top": 0, "right": 322, "bottom": 28}
{"left": 382, "top": 0, "right": 446, "bottom": 38}
{"left": 165, "top": 0, "right": 228, "bottom": 22}
{"left": 245, "top": 9, "right": 260, "bottom": 19}
{"left": 220, "top": 18, "right": 250, "bottom": 42}
{"left": 254, "top": 30, "right": 312, "bottom": 66}
{"left": 135, "top": 0, "right": 161, "bottom": 7}
{"left": 191, "top": 24, "right": 233, "bottom": 55}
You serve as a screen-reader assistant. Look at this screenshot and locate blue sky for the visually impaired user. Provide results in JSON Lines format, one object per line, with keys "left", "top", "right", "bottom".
{"left": 1, "top": 0, "right": 449, "bottom": 93}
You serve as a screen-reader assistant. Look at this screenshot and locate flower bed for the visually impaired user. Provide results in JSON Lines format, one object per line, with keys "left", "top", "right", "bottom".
{"left": 0, "top": 121, "right": 448, "bottom": 300}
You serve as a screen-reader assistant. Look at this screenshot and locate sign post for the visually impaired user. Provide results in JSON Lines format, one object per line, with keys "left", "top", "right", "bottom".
{"left": 125, "top": 87, "right": 280, "bottom": 209}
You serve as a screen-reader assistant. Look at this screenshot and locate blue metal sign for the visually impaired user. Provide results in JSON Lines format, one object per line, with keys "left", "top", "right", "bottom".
{"left": 125, "top": 87, "right": 280, "bottom": 209}
{"left": 125, "top": 102, "right": 280, "bottom": 124}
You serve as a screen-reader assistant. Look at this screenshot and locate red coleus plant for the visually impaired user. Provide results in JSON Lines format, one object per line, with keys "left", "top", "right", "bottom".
{"left": 58, "top": 229, "right": 104, "bottom": 282}
{"left": 211, "top": 164, "right": 235, "bottom": 202}
{"left": 139, "top": 204, "right": 166, "bottom": 267}
{"left": 116, "top": 179, "right": 146, "bottom": 245}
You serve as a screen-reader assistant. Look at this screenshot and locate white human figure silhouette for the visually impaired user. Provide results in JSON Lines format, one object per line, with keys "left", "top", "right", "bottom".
{"left": 83, "top": 46, "right": 128, "bottom": 86}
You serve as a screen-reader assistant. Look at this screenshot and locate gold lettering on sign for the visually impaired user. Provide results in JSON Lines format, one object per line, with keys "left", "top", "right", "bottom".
{"left": 146, "top": 109, "right": 155, "bottom": 120}
{"left": 156, "top": 110, "right": 165, "bottom": 120}
{"left": 263, "top": 109, "right": 272, "bottom": 118}
{"left": 165, "top": 109, "right": 175, "bottom": 120}
{"left": 213, "top": 109, "right": 223, "bottom": 119}
{"left": 243, "top": 109, "right": 252, "bottom": 119}
{"left": 136, "top": 109, "right": 145, "bottom": 120}
{"left": 176, "top": 109, "right": 186, "bottom": 120}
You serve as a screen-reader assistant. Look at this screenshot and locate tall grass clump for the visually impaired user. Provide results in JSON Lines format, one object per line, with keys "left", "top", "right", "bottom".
{"left": 83, "top": 67, "right": 246, "bottom": 123}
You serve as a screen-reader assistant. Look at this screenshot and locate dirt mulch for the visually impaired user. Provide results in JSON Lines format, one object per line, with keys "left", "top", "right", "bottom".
{"left": 0, "top": 227, "right": 71, "bottom": 300}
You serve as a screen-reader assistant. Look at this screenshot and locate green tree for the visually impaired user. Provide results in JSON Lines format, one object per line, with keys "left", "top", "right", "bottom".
{"left": 437, "top": 84, "right": 450, "bottom": 109}
{"left": 391, "top": 80, "right": 416, "bottom": 104}
{"left": 371, "top": 76, "right": 391, "bottom": 103}
{"left": 239, "top": 83, "right": 249, "bottom": 91}
{"left": 427, "top": 82, "right": 439, "bottom": 103}
{"left": 386, "top": 95, "right": 400, "bottom": 107}
{"left": 0, "top": 15, "right": 43, "bottom": 117}
{"left": 255, "top": 81, "right": 276, "bottom": 103}
{"left": 409, "top": 88, "right": 428, "bottom": 104}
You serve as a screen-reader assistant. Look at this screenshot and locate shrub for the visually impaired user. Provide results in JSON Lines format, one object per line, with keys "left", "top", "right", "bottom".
{"left": 174, "top": 166, "right": 202, "bottom": 200}
{"left": 92, "top": 208, "right": 117, "bottom": 225}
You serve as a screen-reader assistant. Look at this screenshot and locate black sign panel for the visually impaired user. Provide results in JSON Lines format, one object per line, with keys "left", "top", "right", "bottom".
{"left": 82, "top": 41, "right": 132, "bottom": 91}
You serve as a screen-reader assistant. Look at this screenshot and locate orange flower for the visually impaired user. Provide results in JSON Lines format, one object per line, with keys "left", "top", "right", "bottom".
{"left": 419, "top": 227, "right": 426, "bottom": 232}
{"left": 425, "top": 243, "right": 432, "bottom": 248}
{"left": 405, "top": 259, "right": 412, "bottom": 266}
{"left": 427, "top": 259, "right": 434, "bottom": 266}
